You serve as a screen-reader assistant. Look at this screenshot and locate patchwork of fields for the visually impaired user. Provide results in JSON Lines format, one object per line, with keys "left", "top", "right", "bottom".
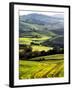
{"left": 19, "top": 36, "right": 53, "bottom": 52}
{"left": 19, "top": 35, "right": 64, "bottom": 79}
{"left": 19, "top": 13, "right": 64, "bottom": 79}
{"left": 19, "top": 36, "right": 51, "bottom": 45}
{"left": 19, "top": 54, "right": 64, "bottom": 79}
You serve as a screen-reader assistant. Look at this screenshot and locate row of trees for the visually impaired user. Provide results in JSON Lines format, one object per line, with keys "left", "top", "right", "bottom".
{"left": 19, "top": 45, "right": 64, "bottom": 60}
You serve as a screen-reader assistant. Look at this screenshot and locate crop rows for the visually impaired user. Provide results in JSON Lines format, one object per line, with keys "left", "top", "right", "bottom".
{"left": 19, "top": 57, "right": 64, "bottom": 79}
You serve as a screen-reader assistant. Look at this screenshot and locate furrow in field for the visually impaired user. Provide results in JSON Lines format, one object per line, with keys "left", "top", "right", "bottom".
{"left": 31, "top": 63, "right": 51, "bottom": 78}
{"left": 53, "top": 64, "right": 64, "bottom": 77}
{"left": 34, "top": 64, "right": 57, "bottom": 78}
{"left": 41, "top": 63, "right": 61, "bottom": 78}
{"left": 46, "top": 63, "right": 64, "bottom": 77}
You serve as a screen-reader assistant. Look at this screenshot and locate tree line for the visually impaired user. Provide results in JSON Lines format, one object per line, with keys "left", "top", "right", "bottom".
{"left": 19, "top": 44, "right": 64, "bottom": 60}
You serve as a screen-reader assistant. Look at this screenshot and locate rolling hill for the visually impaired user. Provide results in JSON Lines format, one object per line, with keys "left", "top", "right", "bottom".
{"left": 19, "top": 13, "right": 64, "bottom": 47}
{"left": 42, "top": 36, "right": 64, "bottom": 48}
{"left": 19, "top": 13, "right": 64, "bottom": 37}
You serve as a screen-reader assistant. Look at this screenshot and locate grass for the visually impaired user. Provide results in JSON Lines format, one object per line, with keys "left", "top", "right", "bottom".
{"left": 19, "top": 36, "right": 64, "bottom": 79}
{"left": 19, "top": 54, "right": 64, "bottom": 79}
{"left": 19, "top": 36, "right": 53, "bottom": 52}
{"left": 31, "top": 45, "right": 53, "bottom": 52}
{"left": 19, "top": 38, "right": 32, "bottom": 45}
{"left": 19, "top": 20, "right": 64, "bottom": 79}
{"left": 29, "top": 54, "right": 64, "bottom": 61}
{"left": 19, "top": 36, "right": 51, "bottom": 45}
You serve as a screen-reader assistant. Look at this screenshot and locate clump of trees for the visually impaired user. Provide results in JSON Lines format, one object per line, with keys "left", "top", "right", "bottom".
{"left": 19, "top": 44, "right": 32, "bottom": 59}
{"left": 31, "top": 42, "right": 40, "bottom": 45}
{"left": 19, "top": 44, "right": 64, "bottom": 60}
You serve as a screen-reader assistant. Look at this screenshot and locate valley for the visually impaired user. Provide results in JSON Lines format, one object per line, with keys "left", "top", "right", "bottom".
{"left": 19, "top": 13, "right": 64, "bottom": 79}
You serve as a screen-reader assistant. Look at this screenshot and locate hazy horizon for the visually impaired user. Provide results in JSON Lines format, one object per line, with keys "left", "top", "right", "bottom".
{"left": 19, "top": 10, "right": 64, "bottom": 17}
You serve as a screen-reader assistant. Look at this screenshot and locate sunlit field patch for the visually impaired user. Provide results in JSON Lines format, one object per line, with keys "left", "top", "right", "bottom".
{"left": 31, "top": 45, "right": 53, "bottom": 52}
{"left": 19, "top": 54, "right": 64, "bottom": 79}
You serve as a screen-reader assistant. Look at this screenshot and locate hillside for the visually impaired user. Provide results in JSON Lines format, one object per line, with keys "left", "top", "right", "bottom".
{"left": 42, "top": 36, "right": 64, "bottom": 48}
{"left": 19, "top": 13, "right": 64, "bottom": 38}
{"left": 19, "top": 13, "right": 64, "bottom": 47}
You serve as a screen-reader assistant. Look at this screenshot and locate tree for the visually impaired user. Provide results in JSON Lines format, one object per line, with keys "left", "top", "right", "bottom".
{"left": 40, "top": 50, "right": 46, "bottom": 56}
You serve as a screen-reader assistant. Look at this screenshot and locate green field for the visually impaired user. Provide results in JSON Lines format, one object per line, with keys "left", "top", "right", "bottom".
{"left": 31, "top": 45, "right": 53, "bottom": 52}
{"left": 19, "top": 36, "right": 51, "bottom": 45}
{"left": 19, "top": 13, "right": 64, "bottom": 80}
{"left": 19, "top": 54, "right": 64, "bottom": 79}
{"left": 19, "top": 36, "right": 64, "bottom": 79}
{"left": 19, "top": 36, "right": 53, "bottom": 52}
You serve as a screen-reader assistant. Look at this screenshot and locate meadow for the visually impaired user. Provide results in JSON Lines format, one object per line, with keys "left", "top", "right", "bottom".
{"left": 19, "top": 36, "right": 64, "bottom": 79}
{"left": 19, "top": 36, "right": 53, "bottom": 52}
{"left": 19, "top": 54, "right": 64, "bottom": 79}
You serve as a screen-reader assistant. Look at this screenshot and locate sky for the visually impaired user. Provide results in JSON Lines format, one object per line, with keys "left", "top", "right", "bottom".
{"left": 19, "top": 10, "right": 64, "bottom": 16}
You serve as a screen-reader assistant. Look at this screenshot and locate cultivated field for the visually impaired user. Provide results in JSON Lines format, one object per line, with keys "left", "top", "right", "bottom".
{"left": 19, "top": 54, "right": 64, "bottom": 79}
